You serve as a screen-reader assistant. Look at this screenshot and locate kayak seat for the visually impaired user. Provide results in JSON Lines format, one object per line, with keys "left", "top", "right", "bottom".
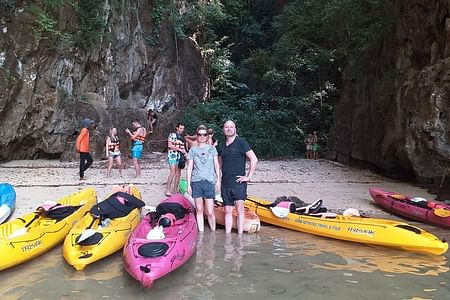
{"left": 156, "top": 202, "right": 188, "bottom": 220}
{"left": 138, "top": 242, "right": 169, "bottom": 258}
{"left": 396, "top": 224, "right": 421, "bottom": 234}
{"left": 75, "top": 232, "right": 104, "bottom": 245}
{"left": 90, "top": 192, "right": 145, "bottom": 219}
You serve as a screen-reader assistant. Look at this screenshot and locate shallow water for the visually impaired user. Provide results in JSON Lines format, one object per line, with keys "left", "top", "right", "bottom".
{"left": 0, "top": 225, "right": 449, "bottom": 300}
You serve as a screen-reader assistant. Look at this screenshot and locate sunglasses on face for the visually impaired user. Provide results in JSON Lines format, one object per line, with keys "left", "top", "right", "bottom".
{"left": 197, "top": 132, "right": 208, "bottom": 137}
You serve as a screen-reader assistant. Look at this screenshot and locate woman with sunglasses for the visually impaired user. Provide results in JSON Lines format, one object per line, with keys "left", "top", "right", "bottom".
{"left": 186, "top": 125, "right": 221, "bottom": 231}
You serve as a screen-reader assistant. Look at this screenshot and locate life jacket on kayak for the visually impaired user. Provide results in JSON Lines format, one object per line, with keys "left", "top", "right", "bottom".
{"left": 269, "top": 199, "right": 326, "bottom": 218}
{"left": 36, "top": 202, "right": 82, "bottom": 221}
{"left": 155, "top": 202, "right": 189, "bottom": 221}
{"left": 90, "top": 192, "right": 145, "bottom": 219}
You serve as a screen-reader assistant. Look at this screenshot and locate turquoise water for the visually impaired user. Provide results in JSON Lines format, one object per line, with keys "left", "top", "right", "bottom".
{"left": 0, "top": 225, "right": 448, "bottom": 300}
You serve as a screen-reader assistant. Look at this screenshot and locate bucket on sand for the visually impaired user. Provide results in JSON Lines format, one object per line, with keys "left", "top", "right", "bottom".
{"left": 179, "top": 178, "right": 188, "bottom": 194}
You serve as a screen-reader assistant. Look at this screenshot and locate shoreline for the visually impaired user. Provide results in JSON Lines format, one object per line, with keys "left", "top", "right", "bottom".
{"left": 0, "top": 156, "right": 438, "bottom": 223}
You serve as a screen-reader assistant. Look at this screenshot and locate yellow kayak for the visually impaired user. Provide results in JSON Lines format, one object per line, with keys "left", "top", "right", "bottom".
{"left": 63, "top": 185, "right": 144, "bottom": 270}
{"left": 0, "top": 188, "right": 97, "bottom": 271}
{"left": 245, "top": 196, "right": 448, "bottom": 255}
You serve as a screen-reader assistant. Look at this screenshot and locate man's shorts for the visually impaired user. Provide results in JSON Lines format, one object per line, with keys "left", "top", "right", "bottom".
{"left": 168, "top": 151, "right": 180, "bottom": 165}
{"left": 221, "top": 183, "right": 247, "bottom": 206}
{"left": 312, "top": 144, "right": 319, "bottom": 152}
{"left": 191, "top": 180, "right": 215, "bottom": 199}
{"left": 131, "top": 143, "right": 143, "bottom": 159}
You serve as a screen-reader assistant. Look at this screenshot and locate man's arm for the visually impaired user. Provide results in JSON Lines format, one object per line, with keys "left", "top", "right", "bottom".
{"left": 245, "top": 150, "right": 258, "bottom": 180}
{"left": 236, "top": 150, "right": 258, "bottom": 183}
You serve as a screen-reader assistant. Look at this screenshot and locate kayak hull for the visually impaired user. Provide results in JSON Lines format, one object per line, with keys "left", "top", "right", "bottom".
{"left": 213, "top": 204, "right": 261, "bottom": 233}
{"left": 245, "top": 196, "right": 448, "bottom": 255}
{"left": 369, "top": 188, "right": 450, "bottom": 228}
{"left": 123, "top": 194, "right": 198, "bottom": 288}
{"left": 0, "top": 188, "right": 97, "bottom": 271}
{"left": 63, "top": 186, "right": 143, "bottom": 270}
{"left": 0, "top": 183, "right": 16, "bottom": 224}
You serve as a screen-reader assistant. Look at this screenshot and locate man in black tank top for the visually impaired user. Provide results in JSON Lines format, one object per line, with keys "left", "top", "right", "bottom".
{"left": 217, "top": 120, "right": 258, "bottom": 234}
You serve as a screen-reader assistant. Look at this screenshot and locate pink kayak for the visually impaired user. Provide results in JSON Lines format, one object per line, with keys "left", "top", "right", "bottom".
{"left": 369, "top": 188, "right": 450, "bottom": 228}
{"left": 123, "top": 194, "right": 198, "bottom": 288}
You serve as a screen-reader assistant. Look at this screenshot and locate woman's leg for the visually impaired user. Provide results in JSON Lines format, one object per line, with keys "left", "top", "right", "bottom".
{"left": 116, "top": 156, "right": 123, "bottom": 176}
{"left": 107, "top": 156, "right": 113, "bottom": 177}
{"left": 195, "top": 197, "right": 205, "bottom": 231}
{"left": 204, "top": 198, "right": 216, "bottom": 231}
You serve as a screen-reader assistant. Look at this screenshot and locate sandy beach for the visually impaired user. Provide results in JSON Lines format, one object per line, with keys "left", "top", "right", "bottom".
{"left": 0, "top": 153, "right": 437, "bottom": 220}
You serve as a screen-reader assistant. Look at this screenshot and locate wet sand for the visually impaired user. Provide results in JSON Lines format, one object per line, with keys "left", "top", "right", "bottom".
{"left": 0, "top": 156, "right": 449, "bottom": 299}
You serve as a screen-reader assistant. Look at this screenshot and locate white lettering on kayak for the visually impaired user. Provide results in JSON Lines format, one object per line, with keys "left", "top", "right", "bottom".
{"left": 21, "top": 240, "right": 42, "bottom": 252}
{"left": 294, "top": 218, "right": 341, "bottom": 231}
{"left": 347, "top": 227, "right": 375, "bottom": 237}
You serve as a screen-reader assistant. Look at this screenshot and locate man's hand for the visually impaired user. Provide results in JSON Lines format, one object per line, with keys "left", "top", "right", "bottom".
{"left": 236, "top": 175, "right": 250, "bottom": 184}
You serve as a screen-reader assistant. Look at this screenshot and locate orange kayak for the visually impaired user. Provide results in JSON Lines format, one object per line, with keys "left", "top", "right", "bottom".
{"left": 213, "top": 203, "right": 260, "bottom": 233}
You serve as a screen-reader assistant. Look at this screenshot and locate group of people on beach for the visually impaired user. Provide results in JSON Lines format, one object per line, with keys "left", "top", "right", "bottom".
{"left": 75, "top": 116, "right": 258, "bottom": 234}
{"left": 304, "top": 131, "right": 319, "bottom": 159}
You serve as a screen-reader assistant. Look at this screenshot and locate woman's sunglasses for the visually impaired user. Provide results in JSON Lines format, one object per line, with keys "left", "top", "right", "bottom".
{"left": 197, "top": 132, "right": 208, "bottom": 137}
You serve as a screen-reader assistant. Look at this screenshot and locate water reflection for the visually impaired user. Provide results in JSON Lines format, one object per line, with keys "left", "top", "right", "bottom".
{"left": 0, "top": 227, "right": 448, "bottom": 299}
{"left": 265, "top": 227, "right": 448, "bottom": 275}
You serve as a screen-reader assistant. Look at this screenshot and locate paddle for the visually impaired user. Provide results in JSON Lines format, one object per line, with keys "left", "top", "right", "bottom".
{"left": 8, "top": 212, "right": 41, "bottom": 238}
{"left": 77, "top": 215, "right": 100, "bottom": 244}
{"left": 433, "top": 208, "right": 450, "bottom": 218}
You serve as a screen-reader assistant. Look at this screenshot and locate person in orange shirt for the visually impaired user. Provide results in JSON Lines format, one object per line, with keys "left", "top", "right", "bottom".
{"left": 76, "top": 118, "right": 94, "bottom": 180}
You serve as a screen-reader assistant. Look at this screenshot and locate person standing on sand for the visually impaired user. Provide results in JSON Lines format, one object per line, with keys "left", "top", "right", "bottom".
{"left": 304, "top": 133, "right": 313, "bottom": 159}
{"left": 207, "top": 128, "right": 218, "bottom": 147}
{"left": 165, "top": 122, "right": 187, "bottom": 196}
{"left": 186, "top": 125, "right": 221, "bottom": 232}
{"left": 147, "top": 109, "right": 158, "bottom": 134}
{"left": 312, "top": 130, "right": 319, "bottom": 160}
{"left": 125, "top": 120, "right": 146, "bottom": 178}
{"left": 105, "top": 127, "right": 123, "bottom": 177}
{"left": 218, "top": 120, "right": 258, "bottom": 234}
{"left": 76, "top": 118, "right": 94, "bottom": 180}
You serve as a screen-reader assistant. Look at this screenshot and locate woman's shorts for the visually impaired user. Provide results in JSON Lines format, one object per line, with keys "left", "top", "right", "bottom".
{"left": 131, "top": 143, "right": 143, "bottom": 159}
{"left": 108, "top": 151, "right": 121, "bottom": 158}
{"left": 306, "top": 144, "right": 313, "bottom": 150}
{"left": 191, "top": 180, "right": 215, "bottom": 199}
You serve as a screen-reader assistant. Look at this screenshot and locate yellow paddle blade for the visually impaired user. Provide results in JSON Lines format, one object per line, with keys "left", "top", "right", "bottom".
{"left": 390, "top": 194, "right": 407, "bottom": 200}
{"left": 433, "top": 208, "right": 450, "bottom": 218}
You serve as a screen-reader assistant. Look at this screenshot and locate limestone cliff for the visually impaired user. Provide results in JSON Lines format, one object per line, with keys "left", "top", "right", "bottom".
{"left": 0, "top": 0, "right": 209, "bottom": 161}
{"left": 331, "top": 0, "right": 450, "bottom": 198}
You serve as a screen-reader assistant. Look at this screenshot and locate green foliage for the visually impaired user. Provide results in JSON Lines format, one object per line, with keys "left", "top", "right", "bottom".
{"left": 151, "top": 0, "right": 165, "bottom": 41}
{"left": 184, "top": 0, "right": 394, "bottom": 157}
{"left": 75, "top": 0, "right": 106, "bottom": 48}
{"left": 28, "top": 4, "right": 73, "bottom": 44}
{"left": 185, "top": 84, "right": 335, "bottom": 157}
{"left": 0, "top": 0, "right": 16, "bottom": 12}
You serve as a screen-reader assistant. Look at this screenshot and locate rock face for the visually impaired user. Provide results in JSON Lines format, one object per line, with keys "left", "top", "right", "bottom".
{"left": 330, "top": 0, "right": 450, "bottom": 198}
{"left": 0, "top": 0, "right": 209, "bottom": 161}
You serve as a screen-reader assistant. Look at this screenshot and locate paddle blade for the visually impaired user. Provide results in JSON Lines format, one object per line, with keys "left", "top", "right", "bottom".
{"left": 270, "top": 206, "right": 290, "bottom": 218}
{"left": 77, "top": 229, "right": 97, "bottom": 244}
{"left": 146, "top": 225, "right": 165, "bottom": 240}
{"left": 433, "top": 208, "right": 450, "bottom": 218}
{"left": 8, "top": 227, "right": 28, "bottom": 239}
{"left": 343, "top": 208, "right": 360, "bottom": 217}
